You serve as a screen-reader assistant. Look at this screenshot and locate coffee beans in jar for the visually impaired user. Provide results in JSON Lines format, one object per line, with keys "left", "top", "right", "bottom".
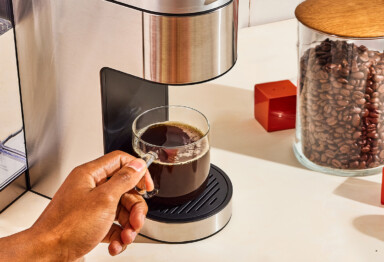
{"left": 298, "top": 39, "right": 384, "bottom": 170}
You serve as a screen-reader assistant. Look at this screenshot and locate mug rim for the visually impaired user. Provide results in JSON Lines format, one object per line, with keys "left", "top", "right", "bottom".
{"left": 132, "top": 105, "right": 210, "bottom": 149}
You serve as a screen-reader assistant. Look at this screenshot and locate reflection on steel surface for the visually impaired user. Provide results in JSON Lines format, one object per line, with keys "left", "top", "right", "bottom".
{"left": 107, "top": 0, "right": 231, "bottom": 14}
{"left": 13, "top": 0, "right": 238, "bottom": 197}
{"left": 143, "top": 2, "right": 237, "bottom": 84}
{"left": 141, "top": 200, "right": 232, "bottom": 242}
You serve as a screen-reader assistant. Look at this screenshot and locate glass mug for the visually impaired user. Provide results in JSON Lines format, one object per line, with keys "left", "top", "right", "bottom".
{"left": 132, "top": 105, "right": 210, "bottom": 205}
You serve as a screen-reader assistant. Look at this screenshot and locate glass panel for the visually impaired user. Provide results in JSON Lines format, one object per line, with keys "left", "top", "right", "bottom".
{"left": 0, "top": 1, "right": 27, "bottom": 190}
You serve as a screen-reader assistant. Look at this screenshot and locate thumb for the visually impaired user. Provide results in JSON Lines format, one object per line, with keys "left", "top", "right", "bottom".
{"left": 102, "top": 158, "right": 147, "bottom": 198}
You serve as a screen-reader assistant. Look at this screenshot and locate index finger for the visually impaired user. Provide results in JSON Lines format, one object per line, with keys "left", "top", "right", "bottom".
{"left": 77, "top": 150, "right": 136, "bottom": 186}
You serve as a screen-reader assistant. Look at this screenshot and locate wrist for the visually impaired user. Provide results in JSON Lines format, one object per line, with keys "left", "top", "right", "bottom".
{"left": 28, "top": 225, "right": 69, "bottom": 261}
{"left": 0, "top": 226, "right": 68, "bottom": 262}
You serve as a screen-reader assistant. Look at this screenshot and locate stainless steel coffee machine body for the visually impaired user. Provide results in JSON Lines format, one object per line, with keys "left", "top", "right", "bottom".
{"left": 13, "top": 0, "right": 238, "bottom": 198}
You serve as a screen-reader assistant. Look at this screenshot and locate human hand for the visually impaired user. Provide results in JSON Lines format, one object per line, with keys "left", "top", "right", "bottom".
{"left": 30, "top": 151, "right": 153, "bottom": 261}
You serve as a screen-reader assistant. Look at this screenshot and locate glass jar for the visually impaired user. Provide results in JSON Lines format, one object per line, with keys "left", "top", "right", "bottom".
{"left": 294, "top": 26, "right": 384, "bottom": 176}
{"left": 294, "top": 0, "right": 384, "bottom": 176}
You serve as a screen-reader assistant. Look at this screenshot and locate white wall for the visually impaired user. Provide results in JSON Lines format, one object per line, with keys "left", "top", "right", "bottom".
{"left": 238, "top": 0, "right": 250, "bottom": 28}
{"left": 239, "top": 0, "right": 302, "bottom": 28}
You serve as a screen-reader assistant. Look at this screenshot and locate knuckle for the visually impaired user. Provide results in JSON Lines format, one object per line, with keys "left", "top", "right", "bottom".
{"left": 71, "top": 164, "right": 95, "bottom": 179}
{"left": 134, "top": 199, "right": 149, "bottom": 215}
{"left": 112, "top": 150, "right": 126, "bottom": 157}
{"left": 119, "top": 171, "right": 132, "bottom": 183}
{"left": 71, "top": 165, "right": 84, "bottom": 175}
{"left": 99, "top": 190, "right": 116, "bottom": 205}
{"left": 105, "top": 194, "right": 116, "bottom": 205}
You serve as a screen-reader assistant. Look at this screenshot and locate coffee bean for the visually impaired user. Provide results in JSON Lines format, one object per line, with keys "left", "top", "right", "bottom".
{"left": 337, "top": 100, "right": 349, "bottom": 106}
{"left": 324, "top": 105, "right": 333, "bottom": 114}
{"left": 325, "top": 150, "right": 336, "bottom": 158}
{"left": 372, "top": 147, "right": 379, "bottom": 155}
{"left": 359, "top": 161, "right": 367, "bottom": 168}
{"left": 341, "top": 68, "right": 350, "bottom": 77}
{"left": 359, "top": 45, "right": 368, "bottom": 52}
{"left": 353, "top": 91, "right": 364, "bottom": 99}
{"left": 351, "top": 71, "right": 365, "bottom": 79}
{"left": 337, "top": 78, "right": 348, "bottom": 84}
{"left": 352, "top": 107, "right": 362, "bottom": 114}
{"left": 353, "top": 131, "right": 362, "bottom": 139}
{"left": 340, "top": 145, "right": 350, "bottom": 153}
{"left": 317, "top": 71, "right": 329, "bottom": 80}
{"left": 359, "top": 53, "right": 369, "bottom": 62}
{"left": 350, "top": 161, "right": 359, "bottom": 168}
{"left": 369, "top": 111, "right": 380, "bottom": 118}
{"left": 343, "top": 115, "right": 352, "bottom": 122}
{"left": 332, "top": 81, "right": 343, "bottom": 88}
{"left": 380, "top": 150, "right": 384, "bottom": 159}
{"left": 368, "top": 123, "right": 377, "bottom": 130}
{"left": 331, "top": 159, "right": 342, "bottom": 168}
{"left": 326, "top": 63, "right": 337, "bottom": 69}
{"left": 378, "top": 85, "right": 384, "bottom": 93}
{"left": 356, "top": 98, "right": 366, "bottom": 105}
{"left": 370, "top": 117, "right": 379, "bottom": 124}
{"left": 336, "top": 127, "right": 344, "bottom": 133}
{"left": 370, "top": 103, "right": 379, "bottom": 110}
{"left": 321, "top": 83, "right": 331, "bottom": 91}
{"left": 373, "top": 75, "right": 384, "bottom": 82}
{"left": 362, "top": 145, "right": 371, "bottom": 153}
{"left": 361, "top": 154, "right": 368, "bottom": 161}
{"left": 367, "top": 155, "right": 374, "bottom": 165}
{"left": 371, "top": 97, "right": 380, "bottom": 103}
{"left": 340, "top": 89, "right": 351, "bottom": 96}
{"left": 326, "top": 117, "right": 338, "bottom": 126}
{"left": 321, "top": 154, "right": 327, "bottom": 162}
{"left": 352, "top": 114, "right": 361, "bottom": 127}
{"left": 368, "top": 51, "right": 376, "bottom": 57}
{"left": 335, "top": 95, "right": 343, "bottom": 101}
{"left": 367, "top": 132, "right": 379, "bottom": 139}
{"left": 300, "top": 39, "right": 384, "bottom": 170}
{"left": 366, "top": 87, "right": 374, "bottom": 94}
{"left": 345, "top": 84, "right": 354, "bottom": 90}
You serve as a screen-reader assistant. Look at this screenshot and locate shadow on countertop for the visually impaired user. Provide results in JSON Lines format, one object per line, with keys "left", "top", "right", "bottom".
{"left": 353, "top": 215, "right": 384, "bottom": 242}
{"left": 333, "top": 178, "right": 384, "bottom": 242}
{"left": 333, "top": 178, "right": 383, "bottom": 208}
{"left": 170, "top": 83, "right": 303, "bottom": 170}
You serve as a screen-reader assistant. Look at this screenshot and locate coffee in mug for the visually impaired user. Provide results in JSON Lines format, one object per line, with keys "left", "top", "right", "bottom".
{"left": 132, "top": 106, "right": 210, "bottom": 205}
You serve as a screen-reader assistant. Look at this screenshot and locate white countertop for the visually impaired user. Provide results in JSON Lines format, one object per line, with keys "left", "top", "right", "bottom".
{"left": 1, "top": 19, "right": 384, "bottom": 262}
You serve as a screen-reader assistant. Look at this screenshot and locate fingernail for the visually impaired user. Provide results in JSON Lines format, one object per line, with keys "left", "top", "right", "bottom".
{"left": 128, "top": 159, "right": 145, "bottom": 172}
{"left": 115, "top": 244, "right": 123, "bottom": 255}
{"left": 131, "top": 231, "right": 137, "bottom": 242}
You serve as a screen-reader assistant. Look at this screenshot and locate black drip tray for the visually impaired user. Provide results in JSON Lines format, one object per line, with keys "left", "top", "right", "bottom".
{"left": 146, "top": 164, "right": 232, "bottom": 223}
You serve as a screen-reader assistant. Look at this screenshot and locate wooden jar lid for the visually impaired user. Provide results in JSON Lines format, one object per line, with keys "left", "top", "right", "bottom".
{"left": 295, "top": 0, "right": 384, "bottom": 38}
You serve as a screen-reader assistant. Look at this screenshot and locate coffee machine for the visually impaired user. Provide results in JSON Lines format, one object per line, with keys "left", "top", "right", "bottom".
{"left": 11, "top": 0, "right": 237, "bottom": 243}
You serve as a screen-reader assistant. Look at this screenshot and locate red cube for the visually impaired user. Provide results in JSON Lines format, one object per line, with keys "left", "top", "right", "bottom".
{"left": 254, "top": 80, "right": 297, "bottom": 132}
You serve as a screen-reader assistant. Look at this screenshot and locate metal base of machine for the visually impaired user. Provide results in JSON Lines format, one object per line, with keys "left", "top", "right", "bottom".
{"left": 140, "top": 164, "right": 233, "bottom": 243}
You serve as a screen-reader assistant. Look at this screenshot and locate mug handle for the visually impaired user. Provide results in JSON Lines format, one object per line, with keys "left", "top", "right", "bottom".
{"left": 134, "top": 151, "right": 158, "bottom": 198}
